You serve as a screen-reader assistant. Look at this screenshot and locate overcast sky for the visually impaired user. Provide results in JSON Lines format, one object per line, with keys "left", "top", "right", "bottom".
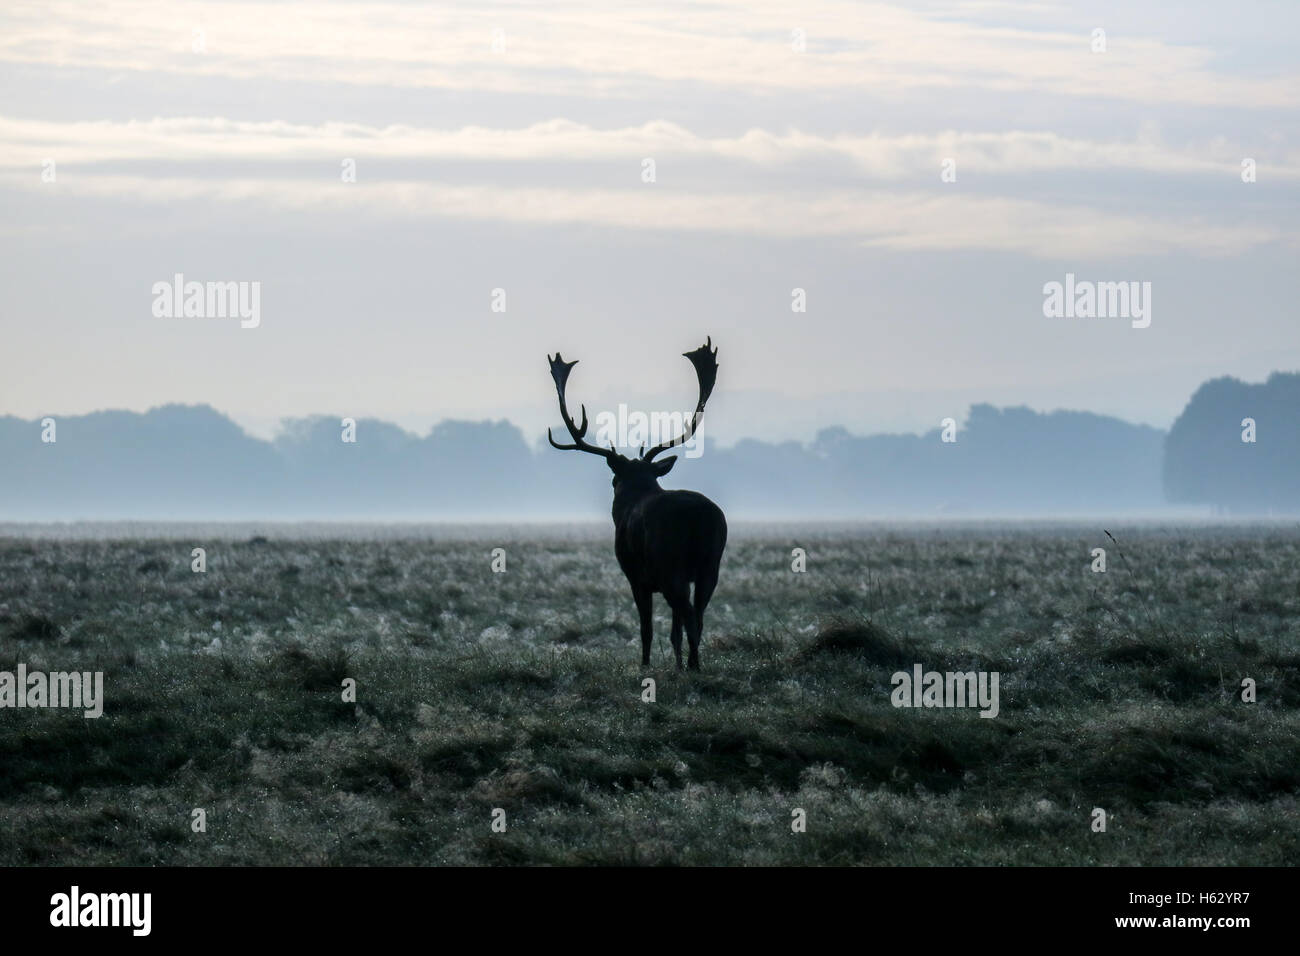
{"left": 1, "top": 0, "right": 1297, "bottom": 446}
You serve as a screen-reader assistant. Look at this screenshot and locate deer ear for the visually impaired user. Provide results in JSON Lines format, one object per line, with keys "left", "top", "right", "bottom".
{"left": 652, "top": 456, "right": 677, "bottom": 476}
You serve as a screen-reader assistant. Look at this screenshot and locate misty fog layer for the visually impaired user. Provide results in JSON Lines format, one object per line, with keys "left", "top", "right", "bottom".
{"left": 3, "top": 373, "right": 1295, "bottom": 520}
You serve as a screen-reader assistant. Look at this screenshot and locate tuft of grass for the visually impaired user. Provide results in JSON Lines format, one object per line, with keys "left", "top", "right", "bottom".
{"left": 800, "top": 617, "right": 912, "bottom": 667}
{"left": 5, "top": 612, "right": 60, "bottom": 641}
{"left": 1102, "top": 642, "right": 1173, "bottom": 666}
{"left": 274, "top": 643, "right": 352, "bottom": 692}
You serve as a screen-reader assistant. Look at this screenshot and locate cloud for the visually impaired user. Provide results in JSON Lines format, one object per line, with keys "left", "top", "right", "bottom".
{"left": 5, "top": 170, "right": 1288, "bottom": 257}
{"left": 3, "top": 0, "right": 1296, "bottom": 107}
{"left": 3, "top": 115, "right": 1296, "bottom": 182}
{"left": 6, "top": 112, "right": 1290, "bottom": 255}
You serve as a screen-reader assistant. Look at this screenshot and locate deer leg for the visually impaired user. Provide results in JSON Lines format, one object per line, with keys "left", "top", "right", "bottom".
{"left": 665, "top": 586, "right": 692, "bottom": 670}
{"left": 690, "top": 572, "right": 718, "bottom": 671}
{"left": 634, "top": 587, "right": 653, "bottom": 666}
{"left": 671, "top": 596, "right": 697, "bottom": 671}
{"left": 670, "top": 609, "right": 684, "bottom": 669}
{"left": 684, "top": 604, "right": 702, "bottom": 671}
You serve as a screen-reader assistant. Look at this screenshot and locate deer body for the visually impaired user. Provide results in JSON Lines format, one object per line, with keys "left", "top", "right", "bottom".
{"left": 615, "top": 485, "right": 727, "bottom": 670}
{"left": 546, "top": 337, "right": 727, "bottom": 670}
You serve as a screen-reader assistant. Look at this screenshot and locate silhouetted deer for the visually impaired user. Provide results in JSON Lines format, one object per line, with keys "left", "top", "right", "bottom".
{"left": 547, "top": 338, "right": 727, "bottom": 670}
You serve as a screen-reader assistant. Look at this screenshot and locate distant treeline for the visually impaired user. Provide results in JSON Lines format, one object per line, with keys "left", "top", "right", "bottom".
{"left": 1164, "top": 372, "right": 1300, "bottom": 514}
{"left": 1, "top": 373, "right": 1295, "bottom": 518}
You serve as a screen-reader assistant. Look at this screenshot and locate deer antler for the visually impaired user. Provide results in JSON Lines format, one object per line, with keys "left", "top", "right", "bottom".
{"left": 644, "top": 337, "right": 718, "bottom": 461}
{"left": 547, "top": 353, "right": 619, "bottom": 461}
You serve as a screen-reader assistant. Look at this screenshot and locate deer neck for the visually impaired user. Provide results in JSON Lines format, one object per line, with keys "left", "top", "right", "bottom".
{"left": 612, "top": 481, "right": 663, "bottom": 525}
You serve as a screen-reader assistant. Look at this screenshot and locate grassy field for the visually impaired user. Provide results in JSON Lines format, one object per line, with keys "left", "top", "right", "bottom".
{"left": 0, "top": 524, "right": 1297, "bottom": 865}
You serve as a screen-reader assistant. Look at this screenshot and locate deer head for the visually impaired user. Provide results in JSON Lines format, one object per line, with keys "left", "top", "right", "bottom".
{"left": 546, "top": 338, "right": 719, "bottom": 492}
